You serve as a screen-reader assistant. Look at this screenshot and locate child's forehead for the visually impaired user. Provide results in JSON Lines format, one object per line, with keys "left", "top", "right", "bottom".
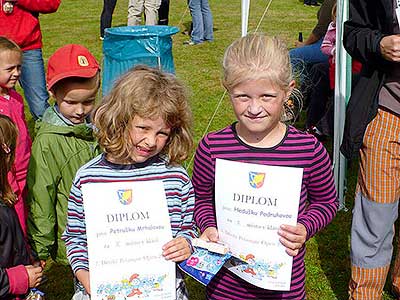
{"left": 232, "top": 77, "right": 283, "bottom": 90}
{"left": 131, "top": 114, "right": 172, "bottom": 129}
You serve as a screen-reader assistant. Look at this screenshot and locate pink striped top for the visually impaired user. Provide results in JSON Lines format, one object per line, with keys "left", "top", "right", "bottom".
{"left": 192, "top": 124, "right": 338, "bottom": 299}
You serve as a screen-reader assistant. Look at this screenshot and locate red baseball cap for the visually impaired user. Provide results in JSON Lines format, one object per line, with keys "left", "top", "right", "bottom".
{"left": 47, "top": 44, "right": 100, "bottom": 90}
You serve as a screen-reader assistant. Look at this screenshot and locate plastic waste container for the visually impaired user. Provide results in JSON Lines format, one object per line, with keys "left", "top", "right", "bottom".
{"left": 102, "top": 25, "right": 179, "bottom": 95}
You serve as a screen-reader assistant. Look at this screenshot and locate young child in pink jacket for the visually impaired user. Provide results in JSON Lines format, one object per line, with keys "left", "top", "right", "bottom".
{"left": 0, "top": 37, "right": 32, "bottom": 235}
{"left": 0, "top": 114, "right": 43, "bottom": 299}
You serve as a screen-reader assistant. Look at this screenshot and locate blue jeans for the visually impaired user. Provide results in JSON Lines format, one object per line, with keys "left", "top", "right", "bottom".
{"left": 289, "top": 38, "right": 328, "bottom": 86}
{"left": 188, "top": 0, "right": 213, "bottom": 43}
{"left": 20, "top": 49, "right": 49, "bottom": 120}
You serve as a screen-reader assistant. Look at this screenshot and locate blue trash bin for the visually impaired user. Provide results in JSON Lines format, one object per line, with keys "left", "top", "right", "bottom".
{"left": 102, "top": 25, "right": 179, "bottom": 95}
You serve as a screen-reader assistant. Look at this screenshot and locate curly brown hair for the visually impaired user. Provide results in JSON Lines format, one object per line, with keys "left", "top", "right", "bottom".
{"left": 93, "top": 65, "right": 193, "bottom": 165}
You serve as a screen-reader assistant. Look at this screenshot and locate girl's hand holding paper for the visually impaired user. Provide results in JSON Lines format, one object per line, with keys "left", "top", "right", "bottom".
{"left": 200, "top": 226, "right": 219, "bottom": 242}
{"left": 162, "top": 236, "right": 192, "bottom": 262}
{"left": 278, "top": 223, "right": 307, "bottom": 256}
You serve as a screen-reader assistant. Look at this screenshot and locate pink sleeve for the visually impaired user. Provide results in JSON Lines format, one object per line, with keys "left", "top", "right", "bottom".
{"left": 5, "top": 265, "right": 29, "bottom": 295}
{"left": 6, "top": 172, "right": 26, "bottom": 237}
{"left": 321, "top": 22, "right": 336, "bottom": 57}
{"left": 7, "top": 91, "right": 30, "bottom": 237}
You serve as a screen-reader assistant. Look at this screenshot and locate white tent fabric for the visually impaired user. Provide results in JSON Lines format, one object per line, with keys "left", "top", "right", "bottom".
{"left": 241, "top": 0, "right": 250, "bottom": 37}
{"left": 333, "top": 0, "right": 350, "bottom": 210}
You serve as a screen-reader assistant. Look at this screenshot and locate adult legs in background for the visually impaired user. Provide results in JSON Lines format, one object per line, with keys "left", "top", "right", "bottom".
{"left": 289, "top": 38, "right": 328, "bottom": 76}
{"left": 100, "top": 0, "right": 118, "bottom": 38}
{"left": 348, "top": 109, "right": 400, "bottom": 300}
{"left": 19, "top": 49, "right": 49, "bottom": 120}
{"left": 188, "top": 0, "right": 213, "bottom": 44}
{"left": 144, "top": 0, "right": 162, "bottom": 25}
{"left": 306, "top": 62, "right": 331, "bottom": 129}
{"left": 290, "top": 38, "right": 328, "bottom": 100}
{"left": 128, "top": 0, "right": 144, "bottom": 25}
{"left": 158, "top": 0, "right": 170, "bottom": 25}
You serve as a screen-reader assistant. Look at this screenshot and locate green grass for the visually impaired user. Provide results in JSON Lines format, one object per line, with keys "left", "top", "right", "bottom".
{"left": 21, "top": 0, "right": 396, "bottom": 299}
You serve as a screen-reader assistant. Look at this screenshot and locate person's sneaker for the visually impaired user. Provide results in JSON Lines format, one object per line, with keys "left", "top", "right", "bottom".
{"left": 183, "top": 40, "right": 199, "bottom": 46}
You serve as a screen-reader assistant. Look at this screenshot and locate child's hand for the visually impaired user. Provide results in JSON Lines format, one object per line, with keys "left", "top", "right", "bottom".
{"left": 25, "top": 265, "right": 43, "bottom": 288}
{"left": 200, "top": 227, "right": 219, "bottom": 242}
{"left": 162, "top": 237, "right": 191, "bottom": 262}
{"left": 278, "top": 223, "right": 307, "bottom": 257}
{"left": 76, "top": 269, "right": 91, "bottom": 295}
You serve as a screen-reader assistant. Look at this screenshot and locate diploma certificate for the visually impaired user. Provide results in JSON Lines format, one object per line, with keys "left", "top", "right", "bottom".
{"left": 215, "top": 159, "right": 303, "bottom": 291}
{"left": 82, "top": 181, "right": 176, "bottom": 300}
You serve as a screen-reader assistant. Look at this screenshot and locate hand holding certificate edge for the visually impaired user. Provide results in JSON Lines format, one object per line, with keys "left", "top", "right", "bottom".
{"left": 162, "top": 236, "right": 192, "bottom": 262}
{"left": 199, "top": 227, "right": 219, "bottom": 243}
{"left": 278, "top": 223, "right": 307, "bottom": 257}
{"left": 76, "top": 269, "right": 91, "bottom": 295}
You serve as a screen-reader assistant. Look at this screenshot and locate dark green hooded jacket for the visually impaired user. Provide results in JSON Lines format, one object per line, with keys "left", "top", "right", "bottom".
{"left": 27, "top": 106, "right": 100, "bottom": 264}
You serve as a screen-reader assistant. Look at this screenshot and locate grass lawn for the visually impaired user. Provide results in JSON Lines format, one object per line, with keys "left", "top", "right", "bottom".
{"left": 22, "top": 0, "right": 396, "bottom": 299}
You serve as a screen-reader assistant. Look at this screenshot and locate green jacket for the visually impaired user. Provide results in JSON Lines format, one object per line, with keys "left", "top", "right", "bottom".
{"left": 27, "top": 106, "right": 100, "bottom": 264}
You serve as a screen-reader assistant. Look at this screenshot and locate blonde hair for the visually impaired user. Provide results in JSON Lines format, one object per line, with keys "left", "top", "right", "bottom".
{"left": 0, "top": 114, "right": 18, "bottom": 206}
{"left": 94, "top": 65, "right": 193, "bottom": 165}
{"left": 0, "top": 36, "right": 22, "bottom": 56}
{"left": 223, "top": 33, "right": 302, "bottom": 122}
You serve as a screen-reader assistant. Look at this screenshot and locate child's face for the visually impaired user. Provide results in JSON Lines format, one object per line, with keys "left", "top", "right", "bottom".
{"left": 0, "top": 50, "right": 21, "bottom": 95}
{"left": 52, "top": 79, "right": 97, "bottom": 124}
{"left": 229, "top": 78, "right": 293, "bottom": 142}
{"left": 128, "top": 115, "right": 171, "bottom": 163}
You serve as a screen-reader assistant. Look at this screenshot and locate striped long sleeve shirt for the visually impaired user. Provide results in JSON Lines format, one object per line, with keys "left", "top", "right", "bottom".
{"left": 192, "top": 124, "right": 338, "bottom": 300}
{"left": 62, "top": 154, "right": 197, "bottom": 274}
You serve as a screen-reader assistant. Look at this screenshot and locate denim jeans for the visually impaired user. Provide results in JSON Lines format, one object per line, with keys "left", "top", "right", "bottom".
{"left": 188, "top": 0, "right": 213, "bottom": 43}
{"left": 20, "top": 49, "right": 49, "bottom": 120}
{"left": 289, "top": 38, "right": 328, "bottom": 87}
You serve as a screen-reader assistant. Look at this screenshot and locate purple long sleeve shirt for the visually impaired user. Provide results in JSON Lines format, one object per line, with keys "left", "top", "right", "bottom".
{"left": 192, "top": 124, "right": 338, "bottom": 300}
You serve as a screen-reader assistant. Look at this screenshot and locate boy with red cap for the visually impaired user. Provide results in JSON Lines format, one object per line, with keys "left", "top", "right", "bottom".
{"left": 26, "top": 45, "right": 101, "bottom": 271}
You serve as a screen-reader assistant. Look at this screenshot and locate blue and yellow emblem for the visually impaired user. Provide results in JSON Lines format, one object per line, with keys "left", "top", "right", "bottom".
{"left": 249, "top": 172, "right": 266, "bottom": 189}
{"left": 117, "top": 189, "right": 133, "bottom": 205}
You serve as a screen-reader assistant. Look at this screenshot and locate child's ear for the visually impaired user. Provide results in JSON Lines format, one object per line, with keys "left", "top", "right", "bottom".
{"left": 286, "top": 80, "right": 296, "bottom": 98}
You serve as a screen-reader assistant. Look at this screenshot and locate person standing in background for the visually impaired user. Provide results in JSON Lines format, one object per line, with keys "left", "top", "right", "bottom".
{"left": 185, "top": 0, "right": 213, "bottom": 45}
{"left": 100, "top": 0, "right": 117, "bottom": 39}
{"left": 342, "top": 0, "right": 400, "bottom": 299}
{"left": 289, "top": 0, "right": 335, "bottom": 87}
{"left": 127, "top": 0, "right": 161, "bottom": 25}
{"left": 158, "top": 0, "right": 169, "bottom": 25}
{"left": 0, "top": 0, "right": 61, "bottom": 120}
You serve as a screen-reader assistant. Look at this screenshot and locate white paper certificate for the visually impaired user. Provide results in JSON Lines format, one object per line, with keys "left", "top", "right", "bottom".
{"left": 82, "top": 181, "right": 176, "bottom": 300}
{"left": 215, "top": 159, "right": 303, "bottom": 291}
